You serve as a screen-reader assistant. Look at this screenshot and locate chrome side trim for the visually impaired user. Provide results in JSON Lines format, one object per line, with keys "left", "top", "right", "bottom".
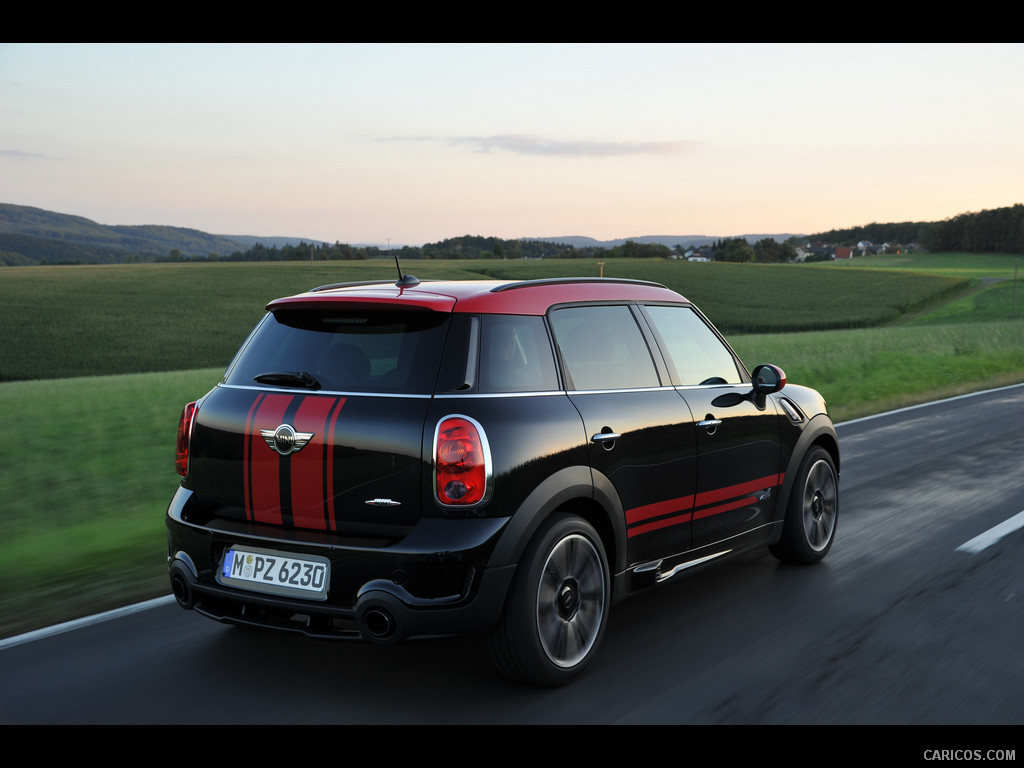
{"left": 654, "top": 550, "right": 732, "bottom": 582}
{"left": 569, "top": 386, "right": 678, "bottom": 396}
{"left": 434, "top": 390, "right": 566, "bottom": 399}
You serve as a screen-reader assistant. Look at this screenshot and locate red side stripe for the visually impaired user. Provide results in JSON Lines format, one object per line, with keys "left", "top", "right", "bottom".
{"left": 625, "top": 495, "right": 695, "bottom": 525}
{"left": 693, "top": 496, "right": 758, "bottom": 521}
{"left": 627, "top": 512, "right": 693, "bottom": 538}
{"left": 694, "top": 474, "right": 780, "bottom": 508}
{"left": 624, "top": 473, "right": 785, "bottom": 537}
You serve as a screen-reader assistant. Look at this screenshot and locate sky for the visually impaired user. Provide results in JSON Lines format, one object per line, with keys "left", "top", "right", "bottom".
{"left": 2, "top": 43, "right": 1022, "bottom": 246}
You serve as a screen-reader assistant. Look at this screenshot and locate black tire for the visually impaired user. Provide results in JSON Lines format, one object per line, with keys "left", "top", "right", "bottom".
{"left": 770, "top": 446, "right": 838, "bottom": 564}
{"left": 489, "top": 514, "right": 610, "bottom": 686}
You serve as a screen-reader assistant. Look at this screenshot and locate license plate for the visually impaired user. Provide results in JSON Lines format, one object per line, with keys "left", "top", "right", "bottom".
{"left": 218, "top": 546, "right": 330, "bottom": 601}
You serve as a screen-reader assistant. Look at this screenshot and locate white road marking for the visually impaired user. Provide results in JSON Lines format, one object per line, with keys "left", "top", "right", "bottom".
{"left": 837, "top": 381, "right": 1024, "bottom": 428}
{"left": 0, "top": 595, "right": 175, "bottom": 651}
{"left": 956, "top": 510, "right": 1024, "bottom": 554}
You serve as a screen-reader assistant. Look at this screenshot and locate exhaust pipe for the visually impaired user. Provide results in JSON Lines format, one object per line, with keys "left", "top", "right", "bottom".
{"left": 169, "top": 555, "right": 197, "bottom": 609}
{"left": 355, "top": 591, "right": 406, "bottom": 644}
{"left": 361, "top": 608, "right": 396, "bottom": 639}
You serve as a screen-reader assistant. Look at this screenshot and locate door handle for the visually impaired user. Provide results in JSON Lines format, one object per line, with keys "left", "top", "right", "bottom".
{"left": 698, "top": 415, "right": 721, "bottom": 435}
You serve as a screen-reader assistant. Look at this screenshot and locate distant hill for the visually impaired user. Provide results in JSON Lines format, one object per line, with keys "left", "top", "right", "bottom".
{"left": 0, "top": 203, "right": 810, "bottom": 266}
{"left": 0, "top": 204, "right": 251, "bottom": 265}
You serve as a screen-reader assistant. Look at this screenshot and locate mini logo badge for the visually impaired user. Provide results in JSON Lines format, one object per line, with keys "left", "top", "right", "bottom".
{"left": 260, "top": 424, "right": 314, "bottom": 456}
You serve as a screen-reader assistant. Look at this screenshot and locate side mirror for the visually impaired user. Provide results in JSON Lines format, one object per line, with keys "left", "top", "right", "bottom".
{"left": 751, "top": 364, "right": 786, "bottom": 395}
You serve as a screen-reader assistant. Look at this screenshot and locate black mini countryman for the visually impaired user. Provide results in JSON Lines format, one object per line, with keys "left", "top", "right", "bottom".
{"left": 167, "top": 276, "right": 839, "bottom": 685}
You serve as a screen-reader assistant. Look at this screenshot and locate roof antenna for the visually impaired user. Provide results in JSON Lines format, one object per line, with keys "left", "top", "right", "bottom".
{"left": 390, "top": 237, "right": 419, "bottom": 288}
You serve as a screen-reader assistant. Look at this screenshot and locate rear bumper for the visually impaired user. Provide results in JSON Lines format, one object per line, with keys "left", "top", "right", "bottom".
{"left": 166, "top": 486, "right": 514, "bottom": 642}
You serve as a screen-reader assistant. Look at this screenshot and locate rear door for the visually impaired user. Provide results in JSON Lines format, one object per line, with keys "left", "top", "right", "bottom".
{"left": 548, "top": 304, "right": 698, "bottom": 564}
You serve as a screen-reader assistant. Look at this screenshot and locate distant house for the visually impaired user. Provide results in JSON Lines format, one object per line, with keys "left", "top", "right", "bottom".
{"left": 796, "top": 245, "right": 834, "bottom": 262}
{"left": 835, "top": 247, "right": 853, "bottom": 259}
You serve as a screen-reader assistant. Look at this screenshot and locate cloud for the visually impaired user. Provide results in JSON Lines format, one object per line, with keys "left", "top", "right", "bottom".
{"left": 384, "top": 135, "right": 694, "bottom": 158}
{"left": 0, "top": 149, "right": 61, "bottom": 160}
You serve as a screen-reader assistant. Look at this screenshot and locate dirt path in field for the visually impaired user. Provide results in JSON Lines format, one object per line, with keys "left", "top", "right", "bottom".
{"left": 891, "top": 277, "right": 1004, "bottom": 325}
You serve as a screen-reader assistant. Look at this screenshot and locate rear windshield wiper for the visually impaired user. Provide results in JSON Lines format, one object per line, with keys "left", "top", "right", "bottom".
{"left": 253, "top": 371, "right": 321, "bottom": 390}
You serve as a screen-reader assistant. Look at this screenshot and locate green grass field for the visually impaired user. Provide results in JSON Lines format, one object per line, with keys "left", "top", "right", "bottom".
{"left": 0, "top": 257, "right": 972, "bottom": 381}
{"left": 2, "top": 253, "right": 1021, "bottom": 638}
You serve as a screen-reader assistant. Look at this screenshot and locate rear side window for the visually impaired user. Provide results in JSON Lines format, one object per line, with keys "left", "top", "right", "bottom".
{"left": 435, "top": 314, "right": 559, "bottom": 394}
{"left": 225, "top": 309, "right": 450, "bottom": 394}
{"left": 480, "top": 315, "right": 559, "bottom": 393}
{"left": 549, "top": 305, "right": 660, "bottom": 390}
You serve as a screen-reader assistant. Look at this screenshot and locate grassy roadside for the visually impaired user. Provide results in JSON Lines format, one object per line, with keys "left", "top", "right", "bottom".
{"left": 0, "top": 369, "right": 221, "bottom": 638}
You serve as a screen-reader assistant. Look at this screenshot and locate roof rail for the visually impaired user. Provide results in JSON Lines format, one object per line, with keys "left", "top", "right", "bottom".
{"left": 490, "top": 277, "right": 667, "bottom": 293}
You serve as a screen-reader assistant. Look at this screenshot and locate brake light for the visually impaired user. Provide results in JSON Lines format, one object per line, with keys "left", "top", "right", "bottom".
{"left": 434, "top": 416, "right": 491, "bottom": 506}
{"left": 175, "top": 401, "right": 198, "bottom": 479}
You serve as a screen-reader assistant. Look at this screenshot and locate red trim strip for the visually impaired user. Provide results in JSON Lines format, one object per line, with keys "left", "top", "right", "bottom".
{"left": 625, "top": 473, "right": 785, "bottom": 537}
{"left": 625, "top": 495, "right": 695, "bottom": 525}
{"left": 693, "top": 496, "right": 758, "bottom": 521}
{"left": 627, "top": 512, "right": 693, "bottom": 538}
{"left": 694, "top": 474, "right": 780, "bottom": 507}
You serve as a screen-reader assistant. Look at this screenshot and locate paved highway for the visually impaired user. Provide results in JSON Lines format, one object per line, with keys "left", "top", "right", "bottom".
{"left": 2, "top": 385, "right": 1023, "bottom": 724}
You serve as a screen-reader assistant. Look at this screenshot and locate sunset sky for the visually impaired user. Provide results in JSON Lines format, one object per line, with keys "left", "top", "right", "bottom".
{"left": 2, "top": 43, "right": 1022, "bottom": 246}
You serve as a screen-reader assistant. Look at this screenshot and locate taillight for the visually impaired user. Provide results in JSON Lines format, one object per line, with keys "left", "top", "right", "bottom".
{"left": 434, "top": 415, "right": 491, "bottom": 506}
{"left": 175, "top": 401, "right": 198, "bottom": 479}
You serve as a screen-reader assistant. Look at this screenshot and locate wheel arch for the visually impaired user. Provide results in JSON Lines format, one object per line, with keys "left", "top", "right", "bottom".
{"left": 488, "top": 465, "right": 626, "bottom": 578}
{"left": 771, "top": 415, "right": 840, "bottom": 543}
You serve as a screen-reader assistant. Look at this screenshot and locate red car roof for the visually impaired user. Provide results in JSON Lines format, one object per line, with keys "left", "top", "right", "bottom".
{"left": 266, "top": 278, "right": 689, "bottom": 316}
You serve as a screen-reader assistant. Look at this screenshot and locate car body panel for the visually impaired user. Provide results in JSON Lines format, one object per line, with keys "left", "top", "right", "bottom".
{"left": 167, "top": 277, "right": 839, "bottom": 681}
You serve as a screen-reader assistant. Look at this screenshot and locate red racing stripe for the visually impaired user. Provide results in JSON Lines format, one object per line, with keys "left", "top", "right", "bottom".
{"left": 247, "top": 393, "right": 293, "bottom": 525}
{"left": 324, "top": 397, "right": 347, "bottom": 530}
{"left": 290, "top": 396, "right": 340, "bottom": 530}
{"left": 243, "top": 393, "right": 265, "bottom": 521}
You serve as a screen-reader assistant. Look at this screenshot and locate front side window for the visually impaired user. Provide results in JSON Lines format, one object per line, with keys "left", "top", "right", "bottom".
{"left": 642, "top": 305, "right": 742, "bottom": 385}
{"left": 549, "top": 305, "right": 660, "bottom": 390}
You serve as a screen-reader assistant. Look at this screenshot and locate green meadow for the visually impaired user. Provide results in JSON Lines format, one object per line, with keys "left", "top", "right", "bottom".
{"left": 2, "top": 254, "right": 1022, "bottom": 638}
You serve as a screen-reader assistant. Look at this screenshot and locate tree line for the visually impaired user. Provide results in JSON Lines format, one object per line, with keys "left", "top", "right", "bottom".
{"left": 163, "top": 235, "right": 677, "bottom": 263}
{"left": 810, "top": 204, "right": 1024, "bottom": 253}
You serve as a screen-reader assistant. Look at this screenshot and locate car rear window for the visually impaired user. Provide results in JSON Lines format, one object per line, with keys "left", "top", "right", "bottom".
{"left": 225, "top": 309, "right": 451, "bottom": 394}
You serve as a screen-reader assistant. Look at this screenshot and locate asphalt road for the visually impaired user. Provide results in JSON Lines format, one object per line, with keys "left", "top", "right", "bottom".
{"left": 3, "top": 385, "right": 1023, "bottom": 725}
